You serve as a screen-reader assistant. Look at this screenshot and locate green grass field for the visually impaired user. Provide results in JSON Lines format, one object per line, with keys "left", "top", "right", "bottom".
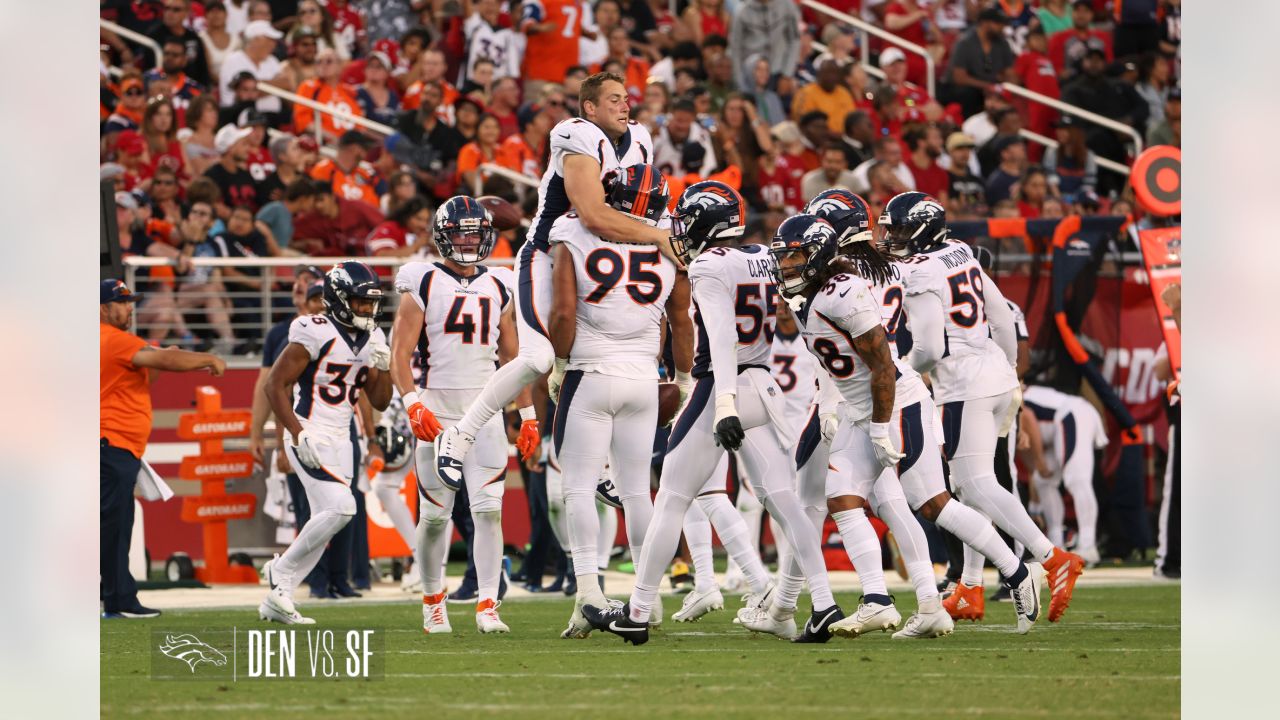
{"left": 102, "top": 584, "right": 1179, "bottom": 719}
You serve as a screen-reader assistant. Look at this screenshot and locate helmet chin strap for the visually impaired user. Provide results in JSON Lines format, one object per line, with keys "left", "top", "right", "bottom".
{"left": 353, "top": 315, "right": 377, "bottom": 332}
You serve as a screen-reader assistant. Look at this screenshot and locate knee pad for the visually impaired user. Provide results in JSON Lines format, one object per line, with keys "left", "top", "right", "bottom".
{"left": 469, "top": 481, "right": 504, "bottom": 514}
{"left": 472, "top": 508, "right": 502, "bottom": 525}
{"left": 420, "top": 498, "right": 452, "bottom": 524}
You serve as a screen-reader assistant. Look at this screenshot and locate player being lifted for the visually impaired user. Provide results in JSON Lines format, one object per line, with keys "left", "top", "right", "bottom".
{"left": 434, "top": 71, "right": 673, "bottom": 487}
{"left": 260, "top": 262, "right": 392, "bottom": 624}
{"left": 879, "top": 191, "right": 1084, "bottom": 623}
{"left": 389, "top": 196, "right": 536, "bottom": 634}
{"left": 584, "top": 182, "right": 845, "bottom": 645}
{"left": 547, "top": 165, "right": 691, "bottom": 638}
{"left": 798, "top": 190, "right": 1045, "bottom": 636}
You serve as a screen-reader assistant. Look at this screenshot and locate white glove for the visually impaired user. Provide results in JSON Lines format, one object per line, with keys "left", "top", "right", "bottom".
{"left": 869, "top": 421, "right": 905, "bottom": 468}
{"left": 368, "top": 341, "right": 391, "bottom": 372}
{"left": 291, "top": 429, "right": 328, "bottom": 469}
{"left": 998, "top": 385, "right": 1023, "bottom": 437}
{"left": 548, "top": 357, "right": 568, "bottom": 403}
{"left": 819, "top": 412, "right": 840, "bottom": 445}
{"left": 675, "top": 370, "right": 693, "bottom": 406}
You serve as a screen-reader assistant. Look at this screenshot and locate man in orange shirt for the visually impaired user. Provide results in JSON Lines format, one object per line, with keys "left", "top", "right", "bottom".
{"left": 293, "top": 48, "right": 363, "bottom": 143}
{"left": 519, "top": 0, "right": 582, "bottom": 97}
{"left": 496, "top": 102, "right": 552, "bottom": 180}
{"left": 101, "top": 279, "right": 226, "bottom": 619}
{"left": 310, "top": 131, "right": 385, "bottom": 208}
{"left": 593, "top": 27, "right": 651, "bottom": 101}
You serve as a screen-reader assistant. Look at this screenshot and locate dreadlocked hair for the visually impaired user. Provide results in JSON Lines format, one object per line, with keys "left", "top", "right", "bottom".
{"left": 833, "top": 242, "right": 896, "bottom": 287}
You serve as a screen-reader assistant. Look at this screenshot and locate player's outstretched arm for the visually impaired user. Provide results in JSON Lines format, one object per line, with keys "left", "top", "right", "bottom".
{"left": 549, "top": 243, "right": 578, "bottom": 360}
{"left": 563, "top": 154, "right": 674, "bottom": 252}
{"left": 902, "top": 291, "right": 945, "bottom": 374}
{"left": 248, "top": 368, "right": 272, "bottom": 465}
{"left": 389, "top": 297, "right": 424, "bottom": 399}
{"left": 363, "top": 352, "right": 393, "bottom": 412}
{"left": 132, "top": 346, "right": 226, "bottom": 376}
{"left": 849, "top": 324, "right": 897, "bottom": 424}
{"left": 665, "top": 274, "right": 694, "bottom": 375}
{"left": 265, "top": 344, "right": 311, "bottom": 442}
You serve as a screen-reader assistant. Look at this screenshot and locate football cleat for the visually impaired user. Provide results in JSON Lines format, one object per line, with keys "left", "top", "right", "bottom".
{"left": 582, "top": 602, "right": 649, "bottom": 645}
{"left": 433, "top": 426, "right": 473, "bottom": 491}
{"left": 1043, "top": 547, "right": 1085, "bottom": 622}
{"left": 649, "top": 595, "right": 664, "bottom": 629}
{"left": 988, "top": 584, "right": 1013, "bottom": 603}
{"left": 475, "top": 599, "right": 509, "bottom": 633}
{"left": 1010, "top": 562, "right": 1045, "bottom": 634}
{"left": 672, "top": 587, "right": 724, "bottom": 622}
{"left": 721, "top": 567, "right": 748, "bottom": 594}
{"left": 259, "top": 590, "right": 315, "bottom": 625}
{"left": 892, "top": 608, "right": 955, "bottom": 639}
{"left": 943, "top": 582, "right": 986, "bottom": 621}
{"left": 739, "top": 581, "right": 775, "bottom": 615}
{"left": 829, "top": 600, "right": 901, "bottom": 638}
{"left": 595, "top": 468, "right": 622, "bottom": 509}
{"left": 422, "top": 592, "right": 452, "bottom": 634}
{"left": 938, "top": 579, "right": 959, "bottom": 597}
{"left": 738, "top": 605, "right": 797, "bottom": 640}
{"left": 793, "top": 605, "right": 847, "bottom": 643}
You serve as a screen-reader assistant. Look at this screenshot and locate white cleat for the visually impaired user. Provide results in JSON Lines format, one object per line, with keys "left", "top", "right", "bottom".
{"left": 830, "top": 601, "right": 902, "bottom": 638}
{"left": 673, "top": 587, "right": 725, "bottom": 622}
{"left": 475, "top": 600, "right": 510, "bottom": 634}
{"left": 259, "top": 591, "right": 315, "bottom": 625}
{"left": 433, "top": 426, "right": 474, "bottom": 491}
{"left": 649, "top": 595, "right": 664, "bottom": 629}
{"left": 422, "top": 594, "right": 452, "bottom": 634}
{"left": 1079, "top": 546, "right": 1101, "bottom": 568}
{"left": 736, "top": 581, "right": 775, "bottom": 621}
{"left": 1012, "top": 562, "right": 1046, "bottom": 634}
{"left": 892, "top": 608, "right": 955, "bottom": 639}
{"left": 722, "top": 568, "right": 748, "bottom": 594}
{"left": 562, "top": 598, "right": 594, "bottom": 639}
{"left": 400, "top": 564, "right": 422, "bottom": 593}
{"left": 738, "top": 605, "right": 797, "bottom": 639}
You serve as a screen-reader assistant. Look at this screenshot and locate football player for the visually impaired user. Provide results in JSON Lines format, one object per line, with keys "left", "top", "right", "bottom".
{"left": 434, "top": 71, "right": 674, "bottom": 491}
{"left": 583, "top": 182, "right": 842, "bottom": 645}
{"left": 879, "top": 191, "right": 1085, "bottom": 624}
{"left": 260, "top": 262, "right": 392, "bottom": 624}
{"left": 1023, "top": 384, "right": 1108, "bottom": 567}
{"left": 547, "top": 165, "right": 692, "bottom": 638}
{"left": 390, "top": 196, "right": 536, "bottom": 634}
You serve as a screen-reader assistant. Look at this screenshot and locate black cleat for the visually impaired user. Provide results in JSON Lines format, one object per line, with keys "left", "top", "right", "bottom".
{"left": 792, "top": 605, "right": 845, "bottom": 644}
{"left": 582, "top": 602, "right": 650, "bottom": 646}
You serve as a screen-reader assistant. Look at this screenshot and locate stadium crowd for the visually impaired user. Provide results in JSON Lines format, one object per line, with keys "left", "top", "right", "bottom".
{"left": 99, "top": 0, "right": 1179, "bottom": 352}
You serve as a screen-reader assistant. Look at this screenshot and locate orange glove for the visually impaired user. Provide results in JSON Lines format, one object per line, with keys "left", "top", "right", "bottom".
{"left": 405, "top": 392, "right": 443, "bottom": 441}
{"left": 366, "top": 456, "right": 385, "bottom": 480}
{"left": 515, "top": 418, "right": 541, "bottom": 461}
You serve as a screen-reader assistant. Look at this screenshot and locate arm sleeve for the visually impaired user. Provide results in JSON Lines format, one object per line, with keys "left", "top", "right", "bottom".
{"left": 903, "top": 291, "right": 946, "bottom": 374}
{"left": 980, "top": 270, "right": 1018, "bottom": 366}
{"left": 690, "top": 264, "right": 740, "bottom": 400}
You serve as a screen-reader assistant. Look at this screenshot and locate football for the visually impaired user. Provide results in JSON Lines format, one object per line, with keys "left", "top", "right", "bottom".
{"left": 477, "top": 195, "right": 522, "bottom": 231}
{"left": 657, "top": 382, "right": 682, "bottom": 426}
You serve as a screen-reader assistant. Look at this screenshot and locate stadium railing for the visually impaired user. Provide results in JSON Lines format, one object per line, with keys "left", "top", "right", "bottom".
{"left": 801, "top": 0, "right": 935, "bottom": 97}
{"left": 1019, "top": 128, "right": 1132, "bottom": 177}
{"left": 100, "top": 18, "right": 162, "bottom": 68}
{"left": 474, "top": 162, "right": 540, "bottom": 206}
{"left": 1000, "top": 82, "right": 1145, "bottom": 158}
{"left": 254, "top": 84, "right": 396, "bottom": 146}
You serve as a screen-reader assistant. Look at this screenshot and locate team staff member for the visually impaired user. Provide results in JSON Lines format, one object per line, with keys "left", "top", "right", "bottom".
{"left": 101, "top": 279, "right": 226, "bottom": 618}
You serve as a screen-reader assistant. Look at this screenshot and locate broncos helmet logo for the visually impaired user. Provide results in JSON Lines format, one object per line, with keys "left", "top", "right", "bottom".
{"left": 801, "top": 218, "right": 836, "bottom": 245}
{"left": 907, "top": 198, "right": 945, "bottom": 221}
{"left": 158, "top": 634, "right": 228, "bottom": 673}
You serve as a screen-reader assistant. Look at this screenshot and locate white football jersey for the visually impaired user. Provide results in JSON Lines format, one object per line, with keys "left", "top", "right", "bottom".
{"left": 1023, "top": 385, "right": 1109, "bottom": 450}
{"left": 288, "top": 314, "right": 387, "bottom": 434}
{"left": 395, "top": 261, "right": 513, "bottom": 390}
{"left": 552, "top": 215, "right": 677, "bottom": 379}
{"left": 868, "top": 263, "right": 908, "bottom": 360}
{"left": 464, "top": 15, "right": 521, "bottom": 81}
{"left": 770, "top": 327, "right": 817, "bottom": 429}
{"left": 527, "top": 117, "right": 655, "bottom": 251}
{"left": 794, "top": 272, "right": 928, "bottom": 423}
{"left": 688, "top": 244, "right": 778, "bottom": 398}
{"left": 898, "top": 240, "right": 1018, "bottom": 403}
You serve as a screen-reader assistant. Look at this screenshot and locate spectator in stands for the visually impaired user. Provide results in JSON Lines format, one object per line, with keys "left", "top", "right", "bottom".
{"left": 942, "top": 7, "right": 1017, "bottom": 118}
{"left": 791, "top": 60, "right": 856, "bottom": 136}
{"left": 879, "top": 47, "right": 935, "bottom": 114}
{"left": 355, "top": 51, "right": 401, "bottom": 128}
{"left": 866, "top": 160, "right": 911, "bottom": 211}
{"left": 1113, "top": 0, "right": 1162, "bottom": 58}
{"left": 311, "top": 131, "right": 383, "bottom": 208}
{"left": 990, "top": 198, "right": 1019, "bottom": 218}
{"left": 1061, "top": 48, "right": 1142, "bottom": 183}
{"left": 1147, "top": 87, "right": 1180, "bottom": 147}
{"left": 977, "top": 108, "right": 1023, "bottom": 178}
{"left": 141, "top": 95, "right": 189, "bottom": 182}
{"left": 1037, "top": 0, "right": 1074, "bottom": 37}
{"left": 148, "top": 166, "right": 185, "bottom": 222}
{"left": 1042, "top": 115, "right": 1098, "bottom": 198}
{"left": 104, "top": 74, "right": 146, "bottom": 138}
{"left": 1048, "top": 1, "right": 1113, "bottom": 81}
{"left": 944, "top": 132, "right": 987, "bottom": 218}
{"left": 184, "top": 177, "right": 224, "bottom": 225}
{"left": 729, "top": 0, "right": 802, "bottom": 91}
{"left": 598, "top": 26, "right": 651, "bottom": 100}
{"left": 852, "top": 135, "right": 916, "bottom": 195}
{"left": 801, "top": 144, "right": 858, "bottom": 202}
{"left": 181, "top": 95, "right": 221, "bottom": 177}
{"left": 457, "top": 114, "right": 503, "bottom": 193}
{"left": 366, "top": 195, "right": 434, "bottom": 258}
{"left": 173, "top": 201, "right": 239, "bottom": 354}
{"left": 1040, "top": 196, "right": 1066, "bottom": 218}
{"left": 961, "top": 86, "right": 1012, "bottom": 149}
{"left": 705, "top": 54, "right": 736, "bottom": 113}
{"left": 905, "top": 125, "right": 949, "bottom": 204}
{"left": 150, "top": 0, "right": 212, "bottom": 86}
{"left": 289, "top": 0, "right": 348, "bottom": 61}
{"left": 839, "top": 111, "right": 876, "bottom": 170}
{"left": 655, "top": 99, "right": 717, "bottom": 177}
{"left": 199, "top": 2, "right": 242, "bottom": 86}
{"left": 884, "top": 0, "right": 944, "bottom": 88}
{"left": 100, "top": 277, "right": 225, "bottom": 621}
{"left": 984, "top": 135, "right": 1027, "bottom": 204}
{"left": 204, "top": 124, "right": 261, "bottom": 215}
{"left": 393, "top": 82, "right": 465, "bottom": 202}
{"left": 145, "top": 36, "right": 205, "bottom": 114}
{"left": 794, "top": 111, "right": 832, "bottom": 172}
{"left": 649, "top": 40, "right": 701, "bottom": 90}
{"left": 498, "top": 103, "right": 551, "bottom": 181}
{"left": 1135, "top": 52, "right": 1173, "bottom": 132}
{"left": 218, "top": 21, "right": 284, "bottom": 114}
{"left": 643, "top": 80, "right": 672, "bottom": 119}
{"left": 275, "top": 26, "right": 319, "bottom": 92}
{"left": 743, "top": 55, "right": 786, "bottom": 127}
{"left": 381, "top": 171, "right": 419, "bottom": 215}
{"left": 1014, "top": 166, "right": 1056, "bottom": 218}
{"left": 292, "top": 184, "right": 385, "bottom": 255}
{"left": 1014, "top": 27, "right": 1061, "bottom": 147}
{"left": 681, "top": 0, "right": 730, "bottom": 48}
{"left": 208, "top": 204, "right": 279, "bottom": 329}
{"left": 454, "top": 97, "right": 483, "bottom": 143}
{"left": 256, "top": 177, "right": 318, "bottom": 249}
{"left": 403, "top": 48, "right": 459, "bottom": 115}
{"left": 114, "top": 131, "right": 149, "bottom": 190}
{"left": 462, "top": 57, "right": 497, "bottom": 102}
{"left": 294, "top": 48, "right": 363, "bottom": 144}
{"left": 463, "top": 0, "right": 522, "bottom": 86}
{"left": 718, "top": 94, "right": 773, "bottom": 197}
{"left": 488, "top": 77, "right": 522, "bottom": 140}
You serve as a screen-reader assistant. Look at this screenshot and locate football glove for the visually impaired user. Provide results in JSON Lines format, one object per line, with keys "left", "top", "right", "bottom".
{"left": 819, "top": 412, "right": 840, "bottom": 445}
{"left": 712, "top": 393, "right": 744, "bottom": 451}
{"left": 291, "top": 429, "right": 328, "bottom": 469}
{"left": 548, "top": 357, "right": 568, "bottom": 403}
{"left": 869, "top": 421, "right": 905, "bottom": 468}
{"left": 368, "top": 341, "right": 391, "bottom": 372}
{"left": 403, "top": 392, "right": 443, "bottom": 442}
{"left": 516, "top": 419, "right": 541, "bottom": 461}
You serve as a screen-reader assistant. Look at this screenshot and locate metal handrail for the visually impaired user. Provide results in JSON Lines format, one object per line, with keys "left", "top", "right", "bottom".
{"left": 100, "top": 18, "right": 163, "bottom": 67}
{"left": 810, "top": 41, "right": 887, "bottom": 82}
{"left": 1000, "top": 82, "right": 1144, "bottom": 156}
{"left": 1020, "top": 128, "right": 1131, "bottom": 177}
{"left": 254, "top": 83, "right": 397, "bottom": 142}
{"left": 800, "top": 0, "right": 934, "bottom": 98}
